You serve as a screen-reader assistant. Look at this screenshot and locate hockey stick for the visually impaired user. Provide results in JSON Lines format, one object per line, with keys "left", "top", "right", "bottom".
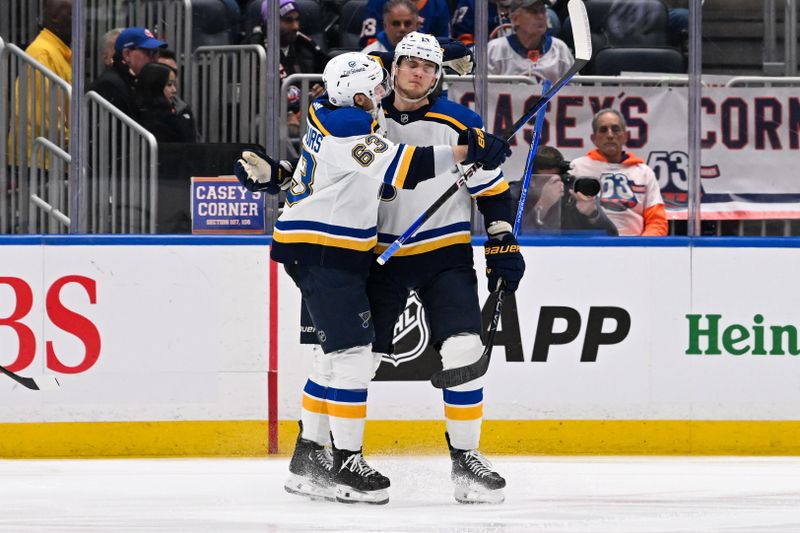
{"left": 376, "top": 0, "right": 591, "bottom": 266}
{"left": 0, "top": 364, "right": 60, "bottom": 391}
{"left": 430, "top": 88, "right": 548, "bottom": 389}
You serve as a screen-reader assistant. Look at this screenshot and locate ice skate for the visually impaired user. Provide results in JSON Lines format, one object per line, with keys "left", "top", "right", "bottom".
{"left": 447, "top": 432, "right": 506, "bottom": 504}
{"left": 284, "top": 421, "right": 335, "bottom": 501}
{"left": 332, "top": 444, "right": 390, "bottom": 505}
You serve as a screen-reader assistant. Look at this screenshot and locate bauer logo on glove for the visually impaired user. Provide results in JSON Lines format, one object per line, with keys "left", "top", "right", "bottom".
{"left": 483, "top": 221, "right": 525, "bottom": 292}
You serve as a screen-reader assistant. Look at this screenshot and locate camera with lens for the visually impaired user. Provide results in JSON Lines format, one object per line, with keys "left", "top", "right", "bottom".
{"left": 555, "top": 160, "right": 601, "bottom": 197}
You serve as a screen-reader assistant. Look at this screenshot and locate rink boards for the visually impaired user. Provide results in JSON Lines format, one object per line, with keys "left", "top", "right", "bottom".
{"left": 1, "top": 235, "right": 800, "bottom": 457}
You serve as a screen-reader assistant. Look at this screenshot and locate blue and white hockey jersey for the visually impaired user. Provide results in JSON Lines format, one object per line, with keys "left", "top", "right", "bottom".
{"left": 271, "top": 96, "right": 455, "bottom": 271}
{"left": 377, "top": 97, "right": 513, "bottom": 268}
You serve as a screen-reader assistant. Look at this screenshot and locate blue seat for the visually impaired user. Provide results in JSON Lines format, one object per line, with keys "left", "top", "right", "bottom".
{"left": 592, "top": 46, "right": 685, "bottom": 75}
{"left": 561, "top": 0, "right": 671, "bottom": 74}
{"left": 338, "top": 0, "right": 367, "bottom": 51}
{"left": 192, "top": 0, "right": 239, "bottom": 47}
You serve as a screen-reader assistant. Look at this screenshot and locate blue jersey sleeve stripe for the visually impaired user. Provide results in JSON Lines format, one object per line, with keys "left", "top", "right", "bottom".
{"left": 443, "top": 388, "right": 484, "bottom": 405}
{"left": 378, "top": 221, "right": 472, "bottom": 244}
{"left": 326, "top": 387, "right": 369, "bottom": 403}
{"left": 383, "top": 145, "right": 405, "bottom": 185}
{"left": 275, "top": 219, "right": 378, "bottom": 239}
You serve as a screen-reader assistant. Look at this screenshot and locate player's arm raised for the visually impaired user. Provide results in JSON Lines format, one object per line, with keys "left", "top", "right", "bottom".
{"left": 321, "top": 127, "right": 511, "bottom": 190}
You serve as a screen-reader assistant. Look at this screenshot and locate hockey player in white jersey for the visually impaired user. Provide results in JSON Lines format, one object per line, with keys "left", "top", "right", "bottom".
{"left": 366, "top": 32, "right": 526, "bottom": 504}
{"left": 234, "top": 51, "right": 511, "bottom": 505}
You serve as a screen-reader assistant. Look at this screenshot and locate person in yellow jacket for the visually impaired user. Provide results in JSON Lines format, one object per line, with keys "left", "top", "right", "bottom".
{"left": 12, "top": 0, "right": 72, "bottom": 166}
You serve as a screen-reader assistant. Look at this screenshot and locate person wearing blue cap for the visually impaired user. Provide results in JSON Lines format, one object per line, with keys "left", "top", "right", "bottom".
{"left": 88, "top": 27, "right": 167, "bottom": 119}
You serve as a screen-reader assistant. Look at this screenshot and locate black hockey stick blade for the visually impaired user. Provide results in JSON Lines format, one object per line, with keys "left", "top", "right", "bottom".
{"left": 431, "top": 288, "right": 505, "bottom": 389}
{"left": 0, "top": 364, "right": 60, "bottom": 391}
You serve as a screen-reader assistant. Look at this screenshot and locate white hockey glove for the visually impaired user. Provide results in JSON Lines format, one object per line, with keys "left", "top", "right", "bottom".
{"left": 233, "top": 150, "right": 294, "bottom": 194}
{"left": 443, "top": 55, "right": 474, "bottom": 76}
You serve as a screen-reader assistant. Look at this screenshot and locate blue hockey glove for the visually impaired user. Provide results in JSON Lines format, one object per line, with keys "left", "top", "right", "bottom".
{"left": 464, "top": 128, "right": 512, "bottom": 170}
{"left": 484, "top": 221, "right": 525, "bottom": 292}
{"left": 233, "top": 149, "right": 294, "bottom": 194}
{"left": 438, "top": 37, "right": 474, "bottom": 75}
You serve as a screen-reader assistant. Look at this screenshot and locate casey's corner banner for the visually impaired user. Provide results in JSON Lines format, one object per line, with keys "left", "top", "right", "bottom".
{"left": 447, "top": 83, "right": 800, "bottom": 220}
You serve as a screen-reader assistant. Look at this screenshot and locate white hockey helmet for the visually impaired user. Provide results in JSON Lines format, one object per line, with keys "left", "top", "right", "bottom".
{"left": 323, "top": 52, "right": 388, "bottom": 108}
{"left": 393, "top": 31, "right": 444, "bottom": 76}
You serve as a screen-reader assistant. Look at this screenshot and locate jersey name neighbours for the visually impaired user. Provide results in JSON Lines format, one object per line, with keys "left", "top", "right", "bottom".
{"left": 686, "top": 314, "right": 800, "bottom": 356}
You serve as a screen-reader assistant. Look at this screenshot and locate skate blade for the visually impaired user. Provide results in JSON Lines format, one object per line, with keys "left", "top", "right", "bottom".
{"left": 454, "top": 485, "right": 505, "bottom": 505}
{"left": 335, "top": 485, "right": 389, "bottom": 505}
{"left": 284, "top": 474, "right": 335, "bottom": 502}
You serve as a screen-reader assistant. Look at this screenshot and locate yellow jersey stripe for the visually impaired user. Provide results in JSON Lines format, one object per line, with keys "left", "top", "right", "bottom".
{"left": 374, "top": 233, "right": 471, "bottom": 256}
{"left": 393, "top": 146, "right": 416, "bottom": 189}
{"left": 444, "top": 404, "right": 484, "bottom": 421}
{"left": 425, "top": 111, "right": 467, "bottom": 131}
{"left": 327, "top": 402, "right": 367, "bottom": 419}
{"left": 475, "top": 180, "right": 510, "bottom": 197}
{"left": 308, "top": 105, "right": 331, "bottom": 136}
{"left": 302, "top": 395, "right": 327, "bottom": 415}
{"left": 274, "top": 229, "right": 377, "bottom": 252}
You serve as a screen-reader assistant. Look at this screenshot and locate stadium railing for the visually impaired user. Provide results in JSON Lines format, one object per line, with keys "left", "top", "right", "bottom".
{"left": 81, "top": 91, "right": 158, "bottom": 234}
{"left": 0, "top": 38, "right": 71, "bottom": 234}
{"left": 0, "top": 0, "right": 42, "bottom": 50}
{"left": 29, "top": 137, "right": 71, "bottom": 233}
{"left": 763, "top": 0, "right": 797, "bottom": 76}
{"left": 190, "top": 45, "right": 268, "bottom": 147}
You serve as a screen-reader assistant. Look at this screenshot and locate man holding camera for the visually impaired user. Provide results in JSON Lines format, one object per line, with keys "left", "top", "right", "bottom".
{"left": 520, "top": 146, "right": 618, "bottom": 235}
{"left": 571, "top": 108, "right": 668, "bottom": 236}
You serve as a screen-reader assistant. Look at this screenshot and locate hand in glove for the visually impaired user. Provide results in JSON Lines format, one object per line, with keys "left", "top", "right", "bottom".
{"left": 438, "top": 37, "right": 475, "bottom": 75}
{"left": 484, "top": 221, "right": 525, "bottom": 292}
{"left": 233, "top": 149, "right": 294, "bottom": 194}
{"left": 463, "top": 128, "right": 512, "bottom": 170}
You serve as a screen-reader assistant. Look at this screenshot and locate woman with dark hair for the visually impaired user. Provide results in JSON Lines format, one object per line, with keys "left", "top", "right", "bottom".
{"left": 136, "top": 62, "right": 197, "bottom": 143}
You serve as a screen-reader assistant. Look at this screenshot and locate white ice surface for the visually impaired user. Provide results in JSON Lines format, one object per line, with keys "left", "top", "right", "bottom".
{"left": 2, "top": 456, "right": 800, "bottom": 532}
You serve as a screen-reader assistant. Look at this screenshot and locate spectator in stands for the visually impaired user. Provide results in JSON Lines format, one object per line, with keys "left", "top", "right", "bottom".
{"left": 157, "top": 50, "right": 188, "bottom": 110}
{"left": 101, "top": 28, "right": 124, "bottom": 68}
{"left": 486, "top": 0, "right": 572, "bottom": 83}
{"left": 254, "top": 0, "right": 327, "bottom": 134}
{"left": 136, "top": 63, "right": 197, "bottom": 143}
{"left": 88, "top": 27, "right": 167, "bottom": 119}
{"left": 451, "top": 0, "right": 560, "bottom": 46}
{"left": 514, "top": 146, "right": 618, "bottom": 235}
{"left": 360, "top": 0, "right": 450, "bottom": 48}
{"left": 571, "top": 109, "right": 667, "bottom": 236}
{"left": 16, "top": 0, "right": 73, "bottom": 154}
{"left": 361, "top": 0, "right": 419, "bottom": 54}
{"left": 256, "top": 0, "right": 327, "bottom": 80}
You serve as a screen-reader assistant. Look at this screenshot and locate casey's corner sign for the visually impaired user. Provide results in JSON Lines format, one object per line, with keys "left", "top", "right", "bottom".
{"left": 447, "top": 83, "right": 800, "bottom": 220}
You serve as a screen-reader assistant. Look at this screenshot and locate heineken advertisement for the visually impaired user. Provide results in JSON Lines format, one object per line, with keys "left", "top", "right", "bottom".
{"left": 687, "top": 314, "right": 800, "bottom": 356}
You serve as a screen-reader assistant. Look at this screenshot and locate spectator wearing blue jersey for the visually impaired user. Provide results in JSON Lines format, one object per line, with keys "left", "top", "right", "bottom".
{"left": 359, "top": 0, "right": 450, "bottom": 49}
{"left": 361, "top": 0, "right": 419, "bottom": 54}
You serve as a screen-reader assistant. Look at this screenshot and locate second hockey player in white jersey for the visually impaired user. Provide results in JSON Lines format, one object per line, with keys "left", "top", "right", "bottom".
{"left": 366, "top": 32, "right": 526, "bottom": 504}
{"left": 235, "top": 51, "right": 512, "bottom": 505}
